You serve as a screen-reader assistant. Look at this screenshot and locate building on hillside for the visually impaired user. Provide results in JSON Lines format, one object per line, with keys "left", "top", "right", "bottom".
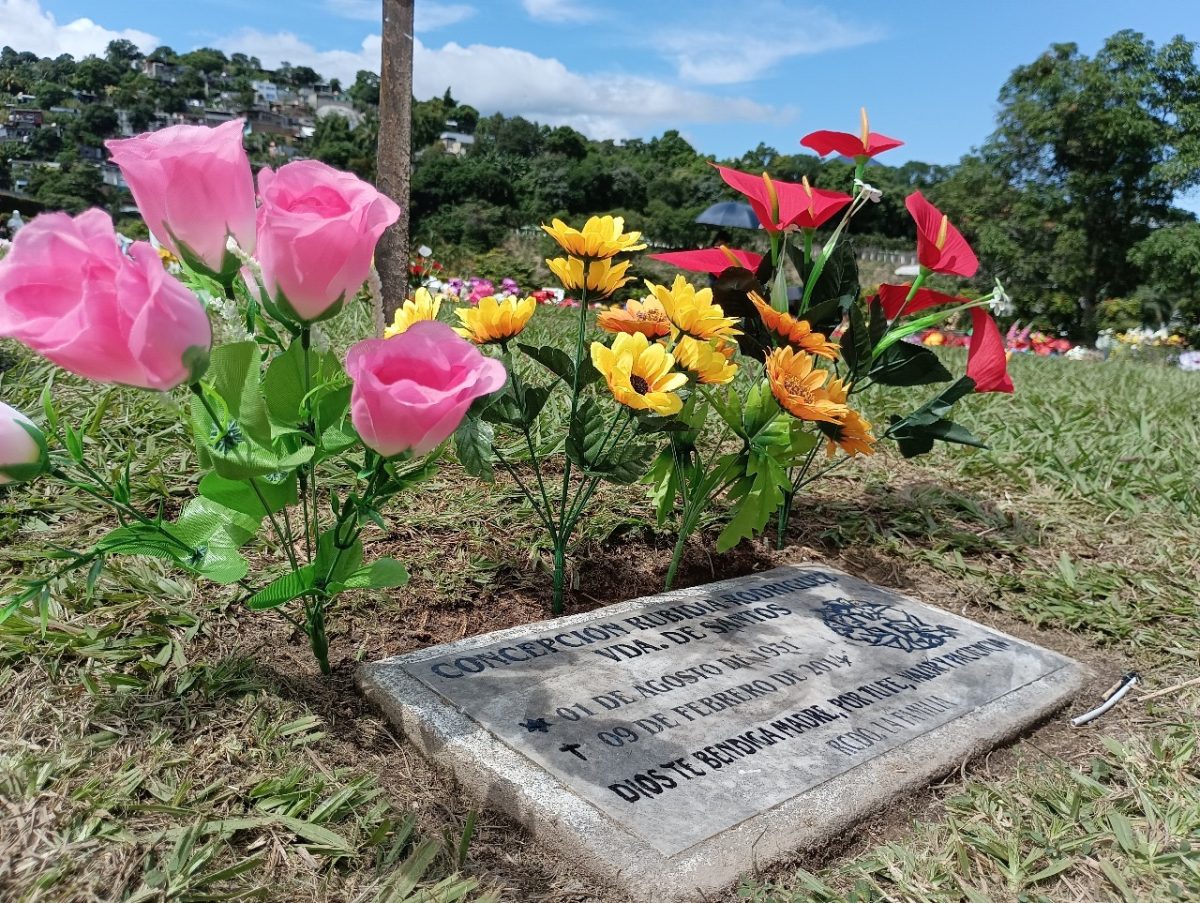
{"left": 439, "top": 131, "right": 475, "bottom": 156}
{"left": 141, "top": 60, "right": 182, "bottom": 83}
{"left": 252, "top": 80, "right": 279, "bottom": 104}
{"left": 102, "top": 163, "right": 129, "bottom": 190}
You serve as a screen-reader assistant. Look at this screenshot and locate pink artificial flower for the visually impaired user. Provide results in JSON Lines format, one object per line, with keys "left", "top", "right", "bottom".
{"left": 345, "top": 321, "right": 506, "bottom": 457}
{"left": 0, "top": 400, "right": 47, "bottom": 485}
{"left": 649, "top": 246, "right": 764, "bottom": 276}
{"left": 106, "top": 119, "right": 256, "bottom": 277}
{"left": 800, "top": 108, "right": 903, "bottom": 161}
{"left": 967, "top": 308, "right": 1014, "bottom": 393}
{"left": 256, "top": 160, "right": 401, "bottom": 323}
{"left": 0, "top": 210, "right": 212, "bottom": 391}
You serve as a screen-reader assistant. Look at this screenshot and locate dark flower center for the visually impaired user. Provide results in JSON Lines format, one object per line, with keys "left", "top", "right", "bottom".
{"left": 630, "top": 374, "right": 650, "bottom": 395}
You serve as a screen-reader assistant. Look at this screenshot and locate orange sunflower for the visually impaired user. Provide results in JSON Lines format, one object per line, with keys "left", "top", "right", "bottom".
{"left": 597, "top": 296, "right": 673, "bottom": 338}
{"left": 817, "top": 375, "right": 875, "bottom": 456}
{"left": 765, "top": 347, "right": 848, "bottom": 424}
{"left": 750, "top": 292, "right": 839, "bottom": 359}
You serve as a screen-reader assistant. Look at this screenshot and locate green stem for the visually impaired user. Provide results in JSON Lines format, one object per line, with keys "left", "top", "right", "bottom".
{"left": 299, "top": 328, "right": 316, "bottom": 568}
{"left": 306, "top": 601, "right": 331, "bottom": 675}
{"left": 552, "top": 281, "right": 591, "bottom": 615}
{"left": 250, "top": 476, "right": 301, "bottom": 574}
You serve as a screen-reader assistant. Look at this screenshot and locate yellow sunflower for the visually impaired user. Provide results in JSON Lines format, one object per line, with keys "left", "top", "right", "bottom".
{"left": 590, "top": 332, "right": 687, "bottom": 416}
{"left": 749, "top": 292, "right": 839, "bottom": 360}
{"left": 541, "top": 215, "right": 647, "bottom": 259}
{"left": 673, "top": 336, "right": 738, "bottom": 385}
{"left": 454, "top": 294, "right": 537, "bottom": 344}
{"left": 546, "top": 256, "right": 633, "bottom": 298}
{"left": 385, "top": 287, "right": 442, "bottom": 338}
{"left": 646, "top": 275, "right": 741, "bottom": 343}
{"left": 597, "top": 296, "right": 672, "bottom": 338}
{"left": 765, "top": 347, "right": 848, "bottom": 424}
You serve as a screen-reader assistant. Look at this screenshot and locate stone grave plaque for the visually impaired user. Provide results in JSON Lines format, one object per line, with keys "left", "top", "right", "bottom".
{"left": 359, "top": 564, "right": 1087, "bottom": 902}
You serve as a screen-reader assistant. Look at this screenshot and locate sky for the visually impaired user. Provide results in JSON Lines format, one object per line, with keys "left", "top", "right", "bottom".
{"left": 5, "top": 0, "right": 1200, "bottom": 205}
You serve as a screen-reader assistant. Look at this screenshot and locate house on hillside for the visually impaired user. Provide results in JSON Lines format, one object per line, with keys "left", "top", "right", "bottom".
{"left": 439, "top": 131, "right": 475, "bottom": 156}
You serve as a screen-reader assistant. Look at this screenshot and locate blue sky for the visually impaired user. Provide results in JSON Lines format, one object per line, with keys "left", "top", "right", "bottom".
{"left": 8, "top": 0, "right": 1200, "bottom": 191}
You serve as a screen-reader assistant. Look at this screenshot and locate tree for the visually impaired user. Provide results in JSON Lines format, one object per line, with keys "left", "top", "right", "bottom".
{"left": 377, "top": 0, "right": 415, "bottom": 329}
{"left": 349, "top": 70, "right": 380, "bottom": 110}
{"left": 937, "top": 31, "right": 1200, "bottom": 338}
{"left": 105, "top": 39, "right": 142, "bottom": 68}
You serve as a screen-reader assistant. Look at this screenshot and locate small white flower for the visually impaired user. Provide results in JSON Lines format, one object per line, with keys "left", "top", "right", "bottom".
{"left": 988, "top": 280, "right": 1015, "bottom": 317}
{"left": 854, "top": 179, "right": 883, "bottom": 203}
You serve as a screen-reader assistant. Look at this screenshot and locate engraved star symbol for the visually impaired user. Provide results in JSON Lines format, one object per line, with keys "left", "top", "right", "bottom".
{"left": 519, "top": 717, "right": 551, "bottom": 733}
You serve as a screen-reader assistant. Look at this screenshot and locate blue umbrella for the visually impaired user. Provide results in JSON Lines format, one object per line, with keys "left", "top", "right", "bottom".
{"left": 694, "top": 201, "right": 761, "bottom": 229}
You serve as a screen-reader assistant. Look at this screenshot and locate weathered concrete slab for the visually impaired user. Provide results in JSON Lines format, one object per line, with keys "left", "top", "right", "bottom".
{"left": 359, "top": 564, "right": 1087, "bottom": 902}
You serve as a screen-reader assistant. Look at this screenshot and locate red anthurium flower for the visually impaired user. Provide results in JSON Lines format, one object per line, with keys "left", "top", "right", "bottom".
{"left": 967, "top": 308, "right": 1013, "bottom": 393}
{"left": 712, "top": 164, "right": 851, "bottom": 233}
{"left": 649, "top": 246, "right": 764, "bottom": 276}
{"left": 906, "top": 192, "right": 978, "bottom": 277}
{"left": 877, "top": 282, "right": 966, "bottom": 319}
{"left": 801, "top": 107, "right": 903, "bottom": 160}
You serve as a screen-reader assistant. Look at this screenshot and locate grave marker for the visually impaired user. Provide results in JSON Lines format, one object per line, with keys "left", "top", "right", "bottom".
{"left": 360, "top": 565, "right": 1087, "bottom": 902}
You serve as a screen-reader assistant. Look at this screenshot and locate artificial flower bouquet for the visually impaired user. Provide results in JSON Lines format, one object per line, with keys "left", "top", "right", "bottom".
{"left": 0, "top": 119, "right": 504, "bottom": 673}
{"left": 425, "top": 110, "right": 1014, "bottom": 612}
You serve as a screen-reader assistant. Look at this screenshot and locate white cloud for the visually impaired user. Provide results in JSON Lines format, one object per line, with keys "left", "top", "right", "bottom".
{"left": 215, "top": 29, "right": 776, "bottom": 140}
{"left": 655, "top": 3, "right": 881, "bottom": 84}
{"left": 521, "top": 0, "right": 597, "bottom": 24}
{"left": 323, "top": 0, "right": 476, "bottom": 31}
{"left": 0, "top": 0, "right": 157, "bottom": 59}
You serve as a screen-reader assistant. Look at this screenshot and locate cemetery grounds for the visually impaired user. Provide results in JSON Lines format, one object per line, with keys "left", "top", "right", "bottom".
{"left": 1, "top": 303, "right": 1197, "bottom": 902}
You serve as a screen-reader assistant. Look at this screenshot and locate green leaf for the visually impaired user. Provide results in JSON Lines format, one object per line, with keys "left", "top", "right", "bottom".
{"left": 565, "top": 398, "right": 610, "bottom": 468}
{"left": 171, "top": 496, "right": 261, "bottom": 548}
{"left": 198, "top": 471, "right": 297, "bottom": 518}
{"left": 642, "top": 448, "right": 679, "bottom": 526}
{"left": 716, "top": 450, "right": 790, "bottom": 551}
{"left": 262, "top": 340, "right": 343, "bottom": 427}
{"left": 205, "top": 341, "right": 271, "bottom": 445}
{"left": 247, "top": 566, "right": 316, "bottom": 610}
{"left": 584, "top": 440, "right": 655, "bottom": 485}
{"left": 889, "top": 415, "right": 988, "bottom": 458}
{"left": 517, "top": 343, "right": 601, "bottom": 388}
{"left": 792, "top": 239, "right": 859, "bottom": 313}
{"left": 841, "top": 301, "right": 873, "bottom": 378}
{"left": 710, "top": 267, "right": 770, "bottom": 360}
{"left": 454, "top": 416, "right": 495, "bottom": 481}
{"left": 331, "top": 558, "right": 410, "bottom": 592}
{"left": 869, "top": 341, "right": 953, "bottom": 387}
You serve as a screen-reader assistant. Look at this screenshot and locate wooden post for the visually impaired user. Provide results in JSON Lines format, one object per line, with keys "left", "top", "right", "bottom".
{"left": 375, "top": 0, "right": 414, "bottom": 334}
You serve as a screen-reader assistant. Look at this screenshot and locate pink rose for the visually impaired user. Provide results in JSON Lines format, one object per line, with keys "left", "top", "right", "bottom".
{"left": 0, "top": 401, "right": 47, "bottom": 485}
{"left": 346, "top": 321, "right": 506, "bottom": 457}
{"left": 256, "top": 160, "right": 401, "bottom": 323}
{"left": 106, "top": 119, "right": 256, "bottom": 277}
{"left": 0, "top": 210, "right": 212, "bottom": 391}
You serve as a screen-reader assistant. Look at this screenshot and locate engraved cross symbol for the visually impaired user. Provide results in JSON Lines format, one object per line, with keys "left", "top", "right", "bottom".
{"left": 519, "top": 717, "right": 551, "bottom": 733}
{"left": 559, "top": 743, "right": 587, "bottom": 761}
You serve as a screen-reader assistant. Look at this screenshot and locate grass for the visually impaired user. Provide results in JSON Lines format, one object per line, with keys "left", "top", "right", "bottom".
{"left": 2, "top": 301, "right": 1199, "bottom": 901}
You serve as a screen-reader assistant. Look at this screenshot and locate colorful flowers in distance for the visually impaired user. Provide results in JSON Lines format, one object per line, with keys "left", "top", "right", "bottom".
{"left": 0, "top": 209, "right": 212, "bottom": 391}
{"left": 256, "top": 159, "right": 401, "bottom": 323}
{"left": 385, "top": 287, "right": 442, "bottom": 337}
{"left": 0, "top": 401, "right": 48, "bottom": 484}
{"left": 590, "top": 332, "right": 687, "bottom": 416}
{"left": 105, "top": 118, "right": 256, "bottom": 277}
{"left": 346, "top": 322, "right": 507, "bottom": 457}
{"left": 454, "top": 294, "right": 537, "bottom": 344}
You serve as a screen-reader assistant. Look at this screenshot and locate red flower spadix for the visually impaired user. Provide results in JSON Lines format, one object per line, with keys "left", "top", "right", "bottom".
{"left": 967, "top": 308, "right": 1014, "bottom": 393}
{"left": 712, "top": 164, "right": 851, "bottom": 233}
{"left": 801, "top": 107, "right": 903, "bottom": 160}
{"left": 649, "top": 246, "right": 763, "bottom": 276}
{"left": 906, "top": 191, "right": 978, "bottom": 277}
